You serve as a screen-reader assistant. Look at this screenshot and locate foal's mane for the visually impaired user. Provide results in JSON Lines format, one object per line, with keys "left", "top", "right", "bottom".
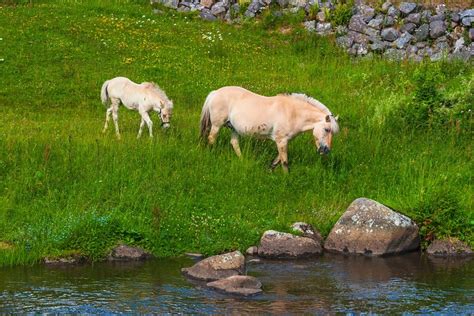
{"left": 287, "top": 93, "right": 339, "bottom": 133}
{"left": 143, "top": 82, "right": 173, "bottom": 108}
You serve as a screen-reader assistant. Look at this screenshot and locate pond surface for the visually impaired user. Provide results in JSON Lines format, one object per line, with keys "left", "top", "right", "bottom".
{"left": 0, "top": 252, "right": 473, "bottom": 314}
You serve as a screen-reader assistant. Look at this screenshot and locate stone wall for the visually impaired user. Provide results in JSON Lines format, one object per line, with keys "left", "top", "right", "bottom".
{"left": 151, "top": 0, "right": 474, "bottom": 61}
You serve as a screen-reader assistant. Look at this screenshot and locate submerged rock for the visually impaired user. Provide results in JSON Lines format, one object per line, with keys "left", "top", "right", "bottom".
{"left": 108, "top": 244, "right": 153, "bottom": 261}
{"left": 257, "top": 230, "right": 322, "bottom": 258}
{"left": 427, "top": 239, "right": 473, "bottom": 257}
{"left": 44, "top": 253, "right": 87, "bottom": 265}
{"left": 181, "top": 251, "right": 245, "bottom": 281}
{"left": 206, "top": 275, "right": 262, "bottom": 296}
{"left": 324, "top": 198, "right": 420, "bottom": 256}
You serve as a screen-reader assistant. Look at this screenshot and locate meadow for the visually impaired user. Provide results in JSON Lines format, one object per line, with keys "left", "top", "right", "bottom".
{"left": 0, "top": 0, "right": 472, "bottom": 266}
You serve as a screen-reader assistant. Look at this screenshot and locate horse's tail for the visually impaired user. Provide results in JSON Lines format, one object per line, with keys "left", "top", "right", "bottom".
{"left": 100, "top": 80, "right": 110, "bottom": 106}
{"left": 200, "top": 90, "right": 215, "bottom": 140}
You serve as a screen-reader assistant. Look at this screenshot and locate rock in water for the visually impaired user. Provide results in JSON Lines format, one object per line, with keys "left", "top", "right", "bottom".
{"left": 206, "top": 275, "right": 263, "bottom": 296}
{"left": 324, "top": 198, "right": 420, "bottom": 256}
{"left": 427, "top": 239, "right": 473, "bottom": 257}
{"left": 181, "top": 251, "right": 245, "bottom": 281}
{"left": 257, "top": 230, "right": 322, "bottom": 258}
{"left": 108, "top": 244, "right": 153, "bottom": 261}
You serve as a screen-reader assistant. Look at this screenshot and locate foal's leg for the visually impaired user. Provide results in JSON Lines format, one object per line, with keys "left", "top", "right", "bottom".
{"left": 137, "top": 118, "right": 145, "bottom": 139}
{"left": 110, "top": 98, "right": 121, "bottom": 139}
{"left": 230, "top": 132, "right": 242, "bottom": 157}
{"left": 102, "top": 107, "right": 112, "bottom": 133}
{"left": 140, "top": 111, "right": 153, "bottom": 137}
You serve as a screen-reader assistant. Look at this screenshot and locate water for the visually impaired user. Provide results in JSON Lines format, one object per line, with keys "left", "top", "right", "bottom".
{"left": 1, "top": 253, "right": 473, "bottom": 314}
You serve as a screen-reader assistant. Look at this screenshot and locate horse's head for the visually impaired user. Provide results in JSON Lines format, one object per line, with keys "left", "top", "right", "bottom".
{"left": 154, "top": 100, "right": 173, "bottom": 129}
{"left": 312, "top": 114, "right": 339, "bottom": 155}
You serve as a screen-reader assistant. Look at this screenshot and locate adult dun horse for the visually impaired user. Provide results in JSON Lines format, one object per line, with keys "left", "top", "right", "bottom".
{"left": 200, "top": 86, "right": 339, "bottom": 172}
{"left": 100, "top": 77, "right": 173, "bottom": 139}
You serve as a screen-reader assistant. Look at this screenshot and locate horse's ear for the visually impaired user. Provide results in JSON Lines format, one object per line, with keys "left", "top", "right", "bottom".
{"left": 325, "top": 115, "right": 331, "bottom": 123}
{"left": 335, "top": 115, "right": 339, "bottom": 121}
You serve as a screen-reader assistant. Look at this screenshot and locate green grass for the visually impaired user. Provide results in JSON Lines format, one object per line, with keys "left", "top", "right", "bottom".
{"left": 0, "top": 0, "right": 472, "bottom": 266}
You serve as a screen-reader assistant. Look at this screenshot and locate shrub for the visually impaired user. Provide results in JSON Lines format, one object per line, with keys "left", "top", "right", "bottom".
{"left": 328, "top": 0, "right": 354, "bottom": 27}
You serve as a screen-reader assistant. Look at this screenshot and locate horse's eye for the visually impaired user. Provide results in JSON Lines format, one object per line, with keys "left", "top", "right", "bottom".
{"left": 324, "top": 128, "right": 331, "bottom": 133}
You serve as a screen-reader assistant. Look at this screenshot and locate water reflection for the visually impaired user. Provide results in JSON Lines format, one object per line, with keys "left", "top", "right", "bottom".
{"left": 0, "top": 253, "right": 472, "bottom": 313}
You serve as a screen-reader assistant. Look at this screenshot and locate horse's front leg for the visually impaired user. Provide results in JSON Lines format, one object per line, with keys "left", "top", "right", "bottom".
{"left": 137, "top": 118, "right": 145, "bottom": 139}
{"left": 230, "top": 132, "right": 242, "bottom": 158}
{"left": 276, "top": 139, "right": 289, "bottom": 173}
{"left": 140, "top": 111, "right": 153, "bottom": 137}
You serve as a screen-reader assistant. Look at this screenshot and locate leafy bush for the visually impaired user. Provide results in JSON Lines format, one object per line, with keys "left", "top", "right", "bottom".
{"left": 385, "top": 63, "right": 473, "bottom": 129}
{"left": 409, "top": 190, "right": 474, "bottom": 249}
{"left": 328, "top": 0, "right": 354, "bottom": 26}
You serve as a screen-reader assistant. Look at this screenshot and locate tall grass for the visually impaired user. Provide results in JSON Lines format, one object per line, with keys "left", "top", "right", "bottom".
{"left": 0, "top": 0, "right": 472, "bottom": 266}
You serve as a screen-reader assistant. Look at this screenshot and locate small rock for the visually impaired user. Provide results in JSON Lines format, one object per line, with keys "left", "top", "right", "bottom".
{"left": 185, "top": 253, "right": 204, "bottom": 259}
{"left": 206, "top": 275, "right": 262, "bottom": 296}
{"left": 429, "top": 14, "right": 445, "bottom": 22}
{"left": 405, "top": 13, "right": 421, "bottom": 24}
{"left": 316, "top": 22, "right": 332, "bottom": 35}
{"left": 182, "top": 251, "right": 245, "bottom": 281}
{"left": 324, "top": 198, "right": 420, "bottom": 256}
{"left": 348, "top": 30, "right": 369, "bottom": 44}
{"left": 200, "top": 8, "right": 217, "bottom": 21}
{"left": 427, "top": 239, "right": 473, "bottom": 257}
{"left": 399, "top": 2, "right": 417, "bottom": 16}
{"left": 394, "top": 32, "right": 413, "bottom": 49}
{"left": 387, "top": 6, "right": 400, "bottom": 17}
{"left": 381, "top": 27, "right": 400, "bottom": 41}
{"left": 291, "top": 222, "right": 323, "bottom": 243}
{"left": 370, "top": 40, "right": 387, "bottom": 53}
{"left": 415, "top": 24, "right": 429, "bottom": 41}
{"left": 461, "top": 17, "right": 474, "bottom": 27}
{"left": 336, "top": 35, "right": 354, "bottom": 49}
{"left": 211, "top": 1, "right": 227, "bottom": 16}
{"left": 368, "top": 17, "right": 384, "bottom": 29}
{"left": 108, "top": 244, "right": 153, "bottom": 261}
{"left": 304, "top": 20, "right": 316, "bottom": 32}
{"left": 44, "top": 254, "right": 87, "bottom": 265}
{"left": 246, "top": 246, "right": 258, "bottom": 256}
{"left": 450, "top": 13, "right": 460, "bottom": 23}
{"left": 435, "top": 4, "right": 446, "bottom": 15}
{"left": 356, "top": 4, "right": 375, "bottom": 23}
{"left": 258, "top": 230, "right": 322, "bottom": 258}
{"left": 459, "top": 9, "right": 474, "bottom": 19}
{"left": 430, "top": 20, "right": 446, "bottom": 39}
{"left": 381, "top": 1, "right": 392, "bottom": 13}
{"left": 383, "top": 16, "right": 395, "bottom": 27}
{"left": 400, "top": 22, "right": 416, "bottom": 33}
{"left": 470, "top": 28, "right": 474, "bottom": 41}
{"left": 420, "top": 9, "right": 432, "bottom": 22}
{"left": 317, "top": 11, "right": 326, "bottom": 22}
{"left": 200, "top": 0, "right": 214, "bottom": 8}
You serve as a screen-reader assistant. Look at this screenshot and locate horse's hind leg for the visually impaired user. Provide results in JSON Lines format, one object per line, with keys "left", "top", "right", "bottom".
{"left": 102, "top": 107, "right": 112, "bottom": 133}
{"left": 208, "top": 125, "right": 221, "bottom": 145}
{"left": 270, "top": 155, "right": 280, "bottom": 170}
{"left": 230, "top": 132, "right": 242, "bottom": 157}
{"left": 111, "top": 99, "right": 121, "bottom": 139}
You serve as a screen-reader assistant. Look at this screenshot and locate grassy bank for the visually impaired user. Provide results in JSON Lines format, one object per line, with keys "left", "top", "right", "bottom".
{"left": 0, "top": 0, "right": 472, "bottom": 266}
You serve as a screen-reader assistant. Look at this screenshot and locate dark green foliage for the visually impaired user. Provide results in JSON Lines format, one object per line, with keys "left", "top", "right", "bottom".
{"left": 328, "top": 0, "right": 354, "bottom": 26}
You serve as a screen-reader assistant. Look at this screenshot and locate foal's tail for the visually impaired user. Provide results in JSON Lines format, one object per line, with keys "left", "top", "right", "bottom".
{"left": 200, "top": 90, "right": 215, "bottom": 140}
{"left": 100, "top": 80, "right": 110, "bottom": 106}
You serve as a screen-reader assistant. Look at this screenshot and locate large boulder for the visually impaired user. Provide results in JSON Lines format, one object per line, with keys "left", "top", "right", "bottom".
{"left": 257, "top": 230, "right": 322, "bottom": 258}
{"left": 206, "top": 275, "right": 262, "bottom": 296}
{"left": 427, "top": 239, "right": 473, "bottom": 257}
{"left": 324, "top": 198, "right": 420, "bottom": 256}
{"left": 181, "top": 251, "right": 245, "bottom": 281}
{"left": 108, "top": 244, "right": 153, "bottom": 261}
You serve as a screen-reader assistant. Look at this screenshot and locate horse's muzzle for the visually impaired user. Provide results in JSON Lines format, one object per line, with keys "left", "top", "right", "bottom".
{"left": 318, "top": 146, "right": 330, "bottom": 155}
{"left": 162, "top": 122, "right": 170, "bottom": 129}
